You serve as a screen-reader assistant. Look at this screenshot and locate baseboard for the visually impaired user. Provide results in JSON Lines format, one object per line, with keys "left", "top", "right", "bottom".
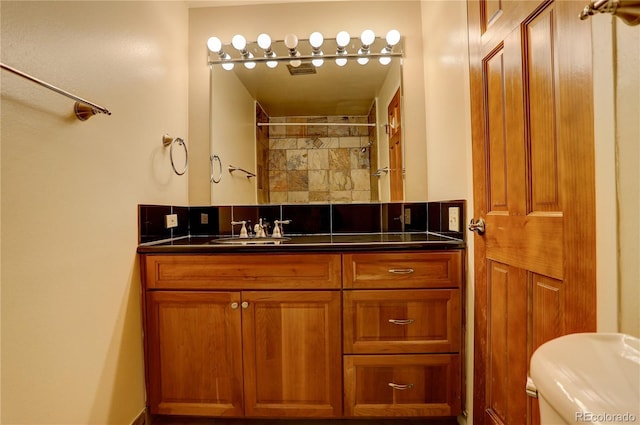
{"left": 131, "top": 408, "right": 149, "bottom": 425}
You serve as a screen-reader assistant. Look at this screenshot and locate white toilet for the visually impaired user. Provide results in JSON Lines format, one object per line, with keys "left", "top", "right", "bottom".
{"left": 529, "top": 332, "right": 640, "bottom": 425}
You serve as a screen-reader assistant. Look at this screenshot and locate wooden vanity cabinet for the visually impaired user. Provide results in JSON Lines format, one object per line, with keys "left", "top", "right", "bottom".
{"left": 142, "top": 253, "right": 342, "bottom": 418}
{"left": 142, "top": 249, "right": 464, "bottom": 420}
{"left": 342, "top": 250, "right": 463, "bottom": 417}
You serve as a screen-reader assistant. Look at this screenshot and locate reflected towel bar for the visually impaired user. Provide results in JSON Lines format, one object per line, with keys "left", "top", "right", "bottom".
{"left": 228, "top": 165, "right": 256, "bottom": 179}
{"left": 257, "top": 122, "right": 375, "bottom": 127}
{"left": 0, "top": 62, "right": 112, "bottom": 120}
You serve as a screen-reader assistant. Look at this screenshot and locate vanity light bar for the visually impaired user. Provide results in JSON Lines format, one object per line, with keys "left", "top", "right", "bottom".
{"left": 207, "top": 30, "right": 403, "bottom": 69}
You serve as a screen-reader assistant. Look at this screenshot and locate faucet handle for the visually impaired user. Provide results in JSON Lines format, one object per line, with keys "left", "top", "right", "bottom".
{"left": 231, "top": 220, "right": 249, "bottom": 238}
{"left": 273, "top": 219, "right": 291, "bottom": 238}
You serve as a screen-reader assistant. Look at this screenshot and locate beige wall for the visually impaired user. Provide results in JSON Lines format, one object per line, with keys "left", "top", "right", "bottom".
{"left": 615, "top": 20, "right": 640, "bottom": 337}
{"left": 1, "top": 1, "right": 189, "bottom": 424}
{"left": 592, "top": 15, "right": 640, "bottom": 338}
{"left": 420, "top": 1, "right": 473, "bottom": 420}
{"left": 188, "top": 1, "right": 428, "bottom": 204}
{"left": 210, "top": 67, "right": 258, "bottom": 204}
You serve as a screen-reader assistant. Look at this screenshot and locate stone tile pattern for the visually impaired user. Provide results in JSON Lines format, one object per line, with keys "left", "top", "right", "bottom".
{"left": 268, "top": 116, "right": 373, "bottom": 203}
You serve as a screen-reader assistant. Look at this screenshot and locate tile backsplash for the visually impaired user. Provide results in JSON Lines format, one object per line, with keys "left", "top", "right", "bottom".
{"left": 139, "top": 201, "right": 466, "bottom": 244}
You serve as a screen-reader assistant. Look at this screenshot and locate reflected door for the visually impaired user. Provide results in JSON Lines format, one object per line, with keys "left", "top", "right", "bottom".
{"left": 468, "top": 1, "right": 597, "bottom": 424}
{"left": 388, "top": 88, "right": 403, "bottom": 201}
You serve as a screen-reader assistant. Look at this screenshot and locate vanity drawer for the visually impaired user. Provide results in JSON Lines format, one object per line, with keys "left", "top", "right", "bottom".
{"left": 343, "top": 354, "right": 461, "bottom": 417}
{"left": 142, "top": 254, "right": 341, "bottom": 290}
{"left": 342, "top": 251, "right": 462, "bottom": 289}
{"left": 343, "top": 289, "right": 460, "bottom": 354}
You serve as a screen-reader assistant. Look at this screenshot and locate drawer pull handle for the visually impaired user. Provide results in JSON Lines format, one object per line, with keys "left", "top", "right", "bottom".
{"left": 241, "top": 301, "right": 249, "bottom": 309}
{"left": 231, "top": 302, "right": 239, "bottom": 309}
{"left": 388, "top": 383, "right": 414, "bottom": 390}
{"left": 388, "top": 268, "right": 415, "bottom": 274}
{"left": 388, "top": 319, "right": 414, "bottom": 325}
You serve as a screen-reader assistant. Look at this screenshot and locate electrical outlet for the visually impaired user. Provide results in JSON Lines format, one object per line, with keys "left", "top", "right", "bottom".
{"left": 448, "top": 207, "right": 460, "bottom": 232}
{"left": 165, "top": 214, "right": 178, "bottom": 229}
{"left": 200, "top": 213, "right": 209, "bottom": 225}
{"left": 404, "top": 208, "right": 412, "bottom": 225}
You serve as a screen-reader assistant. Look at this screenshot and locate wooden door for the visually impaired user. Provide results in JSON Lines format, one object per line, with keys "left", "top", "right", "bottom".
{"left": 145, "top": 291, "right": 244, "bottom": 416}
{"left": 468, "top": 1, "right": 596, "bottom": 424}
{"left": 388, "top": 88, "right": 404, "bottom": 201}
{"left": 241, "top": 290, "right": 342, "bottom": 417}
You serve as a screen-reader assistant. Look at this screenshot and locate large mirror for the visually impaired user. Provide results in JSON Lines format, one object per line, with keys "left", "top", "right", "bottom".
{"left": 209, "top": 37, "right": 404, "bottom": 205}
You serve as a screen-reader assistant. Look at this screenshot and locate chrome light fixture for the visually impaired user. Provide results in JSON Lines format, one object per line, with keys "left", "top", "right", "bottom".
{"left": 357, "top": 29, "right": 375, "bottom": 65}
{"left": 207, "top": 36, "right": 234, "bottom": 70}
{"left": 257, "top": 33, "right": 278, "bottom": 68}
{"left": 379, "top": 29, "right": 401, "bottom": 65}
{"left": 309, "top": 31, "right": 324, "bottom": 67}
{"left": 284, "top": 33, "right": 302, "bottom": 67}
{"left": 206, "top": 29, "right": 403, "bottom": 69}
{"left": 231, "top": 34, "right": 256, "bottom": 69}
{"left": 335, "top": 30, "right": 350, "bottom": 67}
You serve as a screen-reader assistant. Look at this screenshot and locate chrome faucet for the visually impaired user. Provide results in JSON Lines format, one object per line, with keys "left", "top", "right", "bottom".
{"left": 272, "top": 219, "right": 291, "bottom": 238}
{"left": 254, "top": 218, "right": 270, "bottom": 238}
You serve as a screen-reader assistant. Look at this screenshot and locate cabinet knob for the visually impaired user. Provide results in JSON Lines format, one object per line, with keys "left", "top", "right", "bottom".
{"left": 241, "top": 301, "right": 249, "bottom": 309}
{"left": 231, "top": 302, "right": 239, "bottom": 309}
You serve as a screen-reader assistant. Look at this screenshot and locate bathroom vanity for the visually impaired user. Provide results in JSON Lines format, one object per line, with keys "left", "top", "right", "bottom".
{"left": 138, "top": 232, "right": 465, "bottom": 421}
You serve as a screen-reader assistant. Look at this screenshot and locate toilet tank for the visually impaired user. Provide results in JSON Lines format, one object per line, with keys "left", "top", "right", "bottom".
{"left": 530, "top": 333, "right": 640, "bottom": 425}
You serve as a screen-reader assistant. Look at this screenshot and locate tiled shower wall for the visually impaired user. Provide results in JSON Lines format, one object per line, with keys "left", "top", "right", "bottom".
{"left": 267, "top": 113, "right": 378, "bottom": 204}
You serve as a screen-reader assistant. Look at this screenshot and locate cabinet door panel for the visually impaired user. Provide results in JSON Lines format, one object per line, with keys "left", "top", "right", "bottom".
{"left": 344, "top": 289, "right": 461, "bottom": 353}
{"left": 146, "top": 291, "right": 243, "bottom": 416}
{"left": 344, "top": 354, "right": 460, "bottom": 417}
{"left": 242, "top": 291, "right": 342, "bottom": 417}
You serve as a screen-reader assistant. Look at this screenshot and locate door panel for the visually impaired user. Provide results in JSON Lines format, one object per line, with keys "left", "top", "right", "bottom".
{"left": 469, "top": 1, "right": 596, "bottom": 424}
{"left": 146, "top": 291, "right": 244, "bottom": 416}
{"left": 241, "top": 291, "right": 342, "bottom": 417}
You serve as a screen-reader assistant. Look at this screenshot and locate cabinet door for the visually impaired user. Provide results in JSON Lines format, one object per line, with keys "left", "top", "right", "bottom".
{"left": 146, "top": 291, "right": 243, "bottom": 416}
{"left": 344, "top": 289, "right": 460, "bottom": 353}
{"left": 344, "top": 354, "right": 460, "bottom": 417}
{"left": 241, "top": 291, "right": 342, "bottom": 417}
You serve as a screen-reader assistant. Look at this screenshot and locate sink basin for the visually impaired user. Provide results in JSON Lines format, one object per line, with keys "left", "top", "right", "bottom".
{"left": 212, "top": 237, "right": 290, "bottom": 245}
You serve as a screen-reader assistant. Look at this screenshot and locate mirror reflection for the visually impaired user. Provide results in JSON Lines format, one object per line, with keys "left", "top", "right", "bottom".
{"left": 209, "top": 38, "right": 404, "bottom": 205}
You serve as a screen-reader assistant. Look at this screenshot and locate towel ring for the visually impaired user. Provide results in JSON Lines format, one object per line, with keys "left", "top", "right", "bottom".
{"left": 210, "top": 154, "right": 222, "bottom": 183}
{"left": 162, "top": 134, "right": 188, "bottom": 176}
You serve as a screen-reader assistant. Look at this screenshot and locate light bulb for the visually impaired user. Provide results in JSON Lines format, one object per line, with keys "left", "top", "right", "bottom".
{"left": 379, "top": 56, "right": 392, "bottom": 65}
{"left": 221, "top": 53, "right": 234, "bottom": 71}
{"left": 284, "top": 33, "right": 298, "bottom": 49}
{"left": 244, "top": 52, "right": 256, "bottom": 69}
{"left": 336, "top": 31, "right": 350, "bottom": 48}
{"left": 386, "top": 29, "right": 400, "bottom": 46}
{"left": 336, "top": 57, "right": 347, "bottom": 67}
{"left": 266, "top": 60, "right": 278, "bottom": 69}
{"left": 257, "top": 33, "right": 271, "bottom": 50}
{"left": 309, "top": 32, "right": 324, "bottom": 49}
{"left": 231, "top": 34, "right": 247, "bottom": 51}
{"left": 357, "top": 48, "right": 369, "bottom": 65}
{"left": 207, "top": 36, "right": 222, "bottom": 53}
{"left": 312, "top": 58, "right": 324, "bottom": 67}
{"left": 360, "top": 29, "right": 375, "bottom": 46}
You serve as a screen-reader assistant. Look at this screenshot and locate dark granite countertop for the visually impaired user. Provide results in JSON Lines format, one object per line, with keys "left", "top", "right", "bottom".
{"left": 137, "top": 232, "right": 465, "bottom": 254}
